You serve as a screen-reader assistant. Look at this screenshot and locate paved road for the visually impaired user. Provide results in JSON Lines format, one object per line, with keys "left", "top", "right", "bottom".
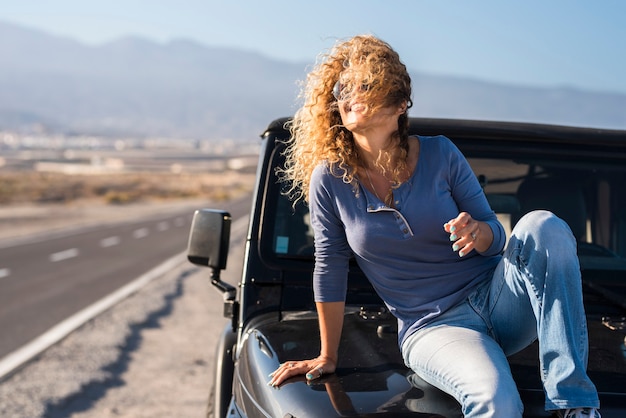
{"left": 0, "top": 196, "right": 251, "bottom": 360}
{"left": 0, "top": 206, "right": 250, "bottom": 417}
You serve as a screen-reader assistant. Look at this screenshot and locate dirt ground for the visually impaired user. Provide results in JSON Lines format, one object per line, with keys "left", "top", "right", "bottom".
{"left": 0, "top": 169, "right": 255, "bottom": 244}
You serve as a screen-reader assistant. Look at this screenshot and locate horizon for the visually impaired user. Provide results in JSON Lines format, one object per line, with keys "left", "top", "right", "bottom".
{"left": 1, "top": 1, "right": 625, "bottom": 95}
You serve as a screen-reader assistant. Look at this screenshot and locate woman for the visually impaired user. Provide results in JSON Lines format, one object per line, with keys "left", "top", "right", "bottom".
{"left": 268, "top": 35, "right": 600, "bottom": 418}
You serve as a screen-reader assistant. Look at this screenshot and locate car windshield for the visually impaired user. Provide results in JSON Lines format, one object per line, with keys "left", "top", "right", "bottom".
{"left": 270, "top": 151, "right": 626, "bottom": 270}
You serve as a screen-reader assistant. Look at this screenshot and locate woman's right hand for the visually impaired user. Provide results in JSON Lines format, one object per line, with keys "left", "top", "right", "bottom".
{"left": 268, "top": 355, "right": 336, "bottom": 388}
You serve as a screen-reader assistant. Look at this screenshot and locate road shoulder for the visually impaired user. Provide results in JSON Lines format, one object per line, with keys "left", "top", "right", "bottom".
{"left": 0, "top": 258, "right": 229, "bottom": 417}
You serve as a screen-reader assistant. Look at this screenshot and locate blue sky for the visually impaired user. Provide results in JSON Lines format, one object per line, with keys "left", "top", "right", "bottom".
{"left": 1, "top": 0, "right": 625, "bottom": 94}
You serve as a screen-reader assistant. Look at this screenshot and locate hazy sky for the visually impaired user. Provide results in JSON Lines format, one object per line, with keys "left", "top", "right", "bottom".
{"left": 1, "top": 0, "right": 625, "bottom": 93}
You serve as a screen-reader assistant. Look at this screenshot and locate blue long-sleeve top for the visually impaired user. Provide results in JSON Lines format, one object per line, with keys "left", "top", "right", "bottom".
{"left": 309, "top": 135, "right": 506, "bottom": 347}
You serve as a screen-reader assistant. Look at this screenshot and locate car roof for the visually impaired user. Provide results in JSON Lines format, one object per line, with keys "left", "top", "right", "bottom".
{"left": 264, "top": 116, "right": 626, "bottom": 144}
{"left": 263, "top": 117, "right": 626, "bottom": 165}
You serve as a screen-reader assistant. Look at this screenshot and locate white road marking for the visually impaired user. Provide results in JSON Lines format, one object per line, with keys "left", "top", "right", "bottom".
{"left": 133, "top": 228, "right": 149, "bottom": 239}
{"left": 49, "top": 248, "right": 79, "bottom": 262}
{"left": 156, "top": 221, "right": 169, "bottom": 231}
{"left": 100, "top": 236, "right": 121, "bottom": 248}
{"left": 0, "top": 268, "right": 10, "bottom": 279}
{"left": 0, "top": 216, "right": 249, "bottom": 381}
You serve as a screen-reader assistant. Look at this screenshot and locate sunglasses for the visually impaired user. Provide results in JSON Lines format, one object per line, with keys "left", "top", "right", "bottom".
{"left": 332, "top": 80, "right": 370, "bottom": 101}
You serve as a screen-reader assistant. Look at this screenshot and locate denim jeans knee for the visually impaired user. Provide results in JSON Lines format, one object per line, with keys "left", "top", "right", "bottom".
{"left": 401, "top": 301, "right": 524, "bottom": 418}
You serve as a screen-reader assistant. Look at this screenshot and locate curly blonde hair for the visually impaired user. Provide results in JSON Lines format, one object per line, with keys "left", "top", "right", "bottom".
{"left": 280, "top": 35, "right": 413, "bottom": 204}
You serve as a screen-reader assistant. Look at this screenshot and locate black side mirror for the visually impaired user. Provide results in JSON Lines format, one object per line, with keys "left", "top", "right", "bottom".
{"left": 187, "top": 209, "right": 231, "bottom": 270}
{"left": 187, "top": 209, "right": 237, "bottom": 310}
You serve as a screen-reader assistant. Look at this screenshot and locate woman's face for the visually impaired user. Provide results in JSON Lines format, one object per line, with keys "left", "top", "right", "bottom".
{"left": 335, "top": 82, "right": 369, "bottom": 129}
{"left": 335, "top": 82, "right": 405, "bottom": 135}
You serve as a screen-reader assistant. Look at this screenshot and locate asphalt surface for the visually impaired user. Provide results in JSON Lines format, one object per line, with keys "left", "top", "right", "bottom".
{"left": 0, "top": 196, "right": 250, "bottom": 360}
{"left": 0, "top": 196, "right": 250, "bottom": 417}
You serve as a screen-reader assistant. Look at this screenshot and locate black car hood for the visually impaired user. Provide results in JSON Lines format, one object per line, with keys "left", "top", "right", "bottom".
{"left": 232, "top": 308, "right": 626, "bottom": 418}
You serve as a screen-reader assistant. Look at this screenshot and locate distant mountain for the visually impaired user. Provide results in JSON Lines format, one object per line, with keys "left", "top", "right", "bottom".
{"left": 0, "top": 20, "right": 624, "bottom": 140}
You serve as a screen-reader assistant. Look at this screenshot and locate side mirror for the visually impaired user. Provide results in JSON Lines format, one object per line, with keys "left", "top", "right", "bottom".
{"left": 187, "top": 209, "right": 237, "bottom": 311}
{"left": 187, "top": 209, "right": 231, "bottom": 270}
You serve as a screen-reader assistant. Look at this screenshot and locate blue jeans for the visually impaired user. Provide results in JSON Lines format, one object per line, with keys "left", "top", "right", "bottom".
{"left": 401, "top": 210, "right": 600, "bottom": 417}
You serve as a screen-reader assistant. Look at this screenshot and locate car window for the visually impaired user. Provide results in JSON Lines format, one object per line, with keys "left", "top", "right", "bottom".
{"left": 272, "top": 192, "right": 315, "bottom": 257}
{"left": 469, "top": 156, "right": 626, "bottom": 266}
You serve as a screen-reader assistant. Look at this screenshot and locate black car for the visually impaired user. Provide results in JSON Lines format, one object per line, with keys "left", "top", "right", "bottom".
{"left": 188, "top": 117, "right": 626, "bottom": 417}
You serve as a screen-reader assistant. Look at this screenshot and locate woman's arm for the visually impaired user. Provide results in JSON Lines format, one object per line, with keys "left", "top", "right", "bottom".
{"left": 317, "top": 301, "right": 345, "bottom": 366}
{"left": 444, "top": 137, "right": 505, "bottom": 256}
{"left": 268, "top": 165, "right": 350, "bottom": 387}
{"left": 268, "top": 301, "right": 344, "bottom": 387}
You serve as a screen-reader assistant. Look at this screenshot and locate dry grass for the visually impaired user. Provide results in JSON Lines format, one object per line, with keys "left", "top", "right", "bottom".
{"left": 0, "top": 171, "right": 255, "bottom": 205}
